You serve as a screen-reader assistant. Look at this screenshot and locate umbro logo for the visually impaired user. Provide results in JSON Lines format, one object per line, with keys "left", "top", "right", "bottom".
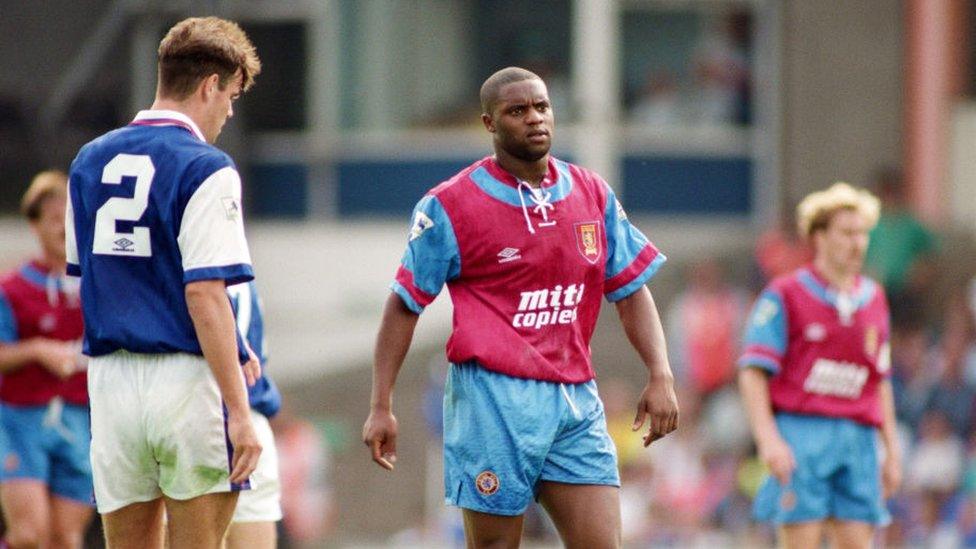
{"left": 113, "top": 237, "right": 135, "bottom": 252}
{"left": 497, "top": 247, "right": 521, "bottom": 263}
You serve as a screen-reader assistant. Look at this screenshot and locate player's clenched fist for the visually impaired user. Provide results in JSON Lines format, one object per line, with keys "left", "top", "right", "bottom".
{"left": 363, "top": 409, "right": 398, "bottom": 471}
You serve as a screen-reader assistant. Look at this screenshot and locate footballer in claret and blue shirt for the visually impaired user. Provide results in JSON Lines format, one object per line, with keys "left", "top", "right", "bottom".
{"left": 392, "top": 153, "right": 670, "bottom": 514}
{"left": 738, "top": 183, "right": 901, "bottom": 548}
{"left": 364, "top": 67, "right": 679, "bottom": 548}
{"left": 0, "top": 172, "right": 95, "bottom": 546}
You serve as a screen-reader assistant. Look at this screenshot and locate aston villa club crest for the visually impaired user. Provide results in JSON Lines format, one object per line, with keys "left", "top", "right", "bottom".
{"left": 475, "top": 470, "right": 499, "bottom": 496}
{"left": 575, "top": 221, "right": 602, "bottom": 264}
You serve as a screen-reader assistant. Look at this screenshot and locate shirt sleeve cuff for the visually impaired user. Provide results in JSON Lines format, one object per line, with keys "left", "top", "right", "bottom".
{"left": 737, "top": 353, "right": 781, "bottom": 375}
{"left": 605, "top": 251, "right": 667, "bottom": 302}
{"left": 184, "top": 263, "right": 254, "bottom": 286}
{"left": 391, "top": 282, "right": 424, "bottom": 315}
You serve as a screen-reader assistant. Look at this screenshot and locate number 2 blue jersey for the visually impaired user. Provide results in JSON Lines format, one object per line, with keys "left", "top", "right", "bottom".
{"left": 66, "top": 110, "right": 253, "bottom": 361}
{"left": 228, "top": 281, "right": 282, "bottom": 418}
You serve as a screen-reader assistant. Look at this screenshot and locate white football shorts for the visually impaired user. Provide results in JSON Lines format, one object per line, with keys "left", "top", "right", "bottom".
{"left": 88, "top": 351, "right": 251, "bottom": 514}
{"left": 232, "top": 410, "right": 282, "bottom": 522}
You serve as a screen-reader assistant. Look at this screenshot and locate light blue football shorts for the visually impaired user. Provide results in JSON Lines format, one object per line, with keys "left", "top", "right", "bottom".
{"left": 753, "top": 412, "right": 890, "bottom": 525}
{"left": 0, "top": 401, "right": 94, "bottom": 506}
{"left": 443, "top": 362, "right": 620, "bottom": 516}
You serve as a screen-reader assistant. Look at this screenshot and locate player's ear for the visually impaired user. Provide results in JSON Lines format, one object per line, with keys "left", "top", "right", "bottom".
{"left": 200, "top": 73, "right": 221, "bottom": 100}
{"left": 481, "top": 112, "right": 495, "bottom": 133}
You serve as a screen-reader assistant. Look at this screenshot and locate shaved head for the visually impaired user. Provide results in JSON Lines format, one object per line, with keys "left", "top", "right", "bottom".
{"left": 480, "top": 67, "right": 543, "bottom": 115}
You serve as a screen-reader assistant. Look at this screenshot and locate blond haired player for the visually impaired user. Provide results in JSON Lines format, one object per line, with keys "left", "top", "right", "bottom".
{"left": 739, "top": 183, "right": 901, "bottom": 548}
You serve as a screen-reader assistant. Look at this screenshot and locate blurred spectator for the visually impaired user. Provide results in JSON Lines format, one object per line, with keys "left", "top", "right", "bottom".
{"left": 753, "top": 212, "right": 813, "bottom": 288}
{"left": 921, "top": 295, "right": 976, "bottom": 438}
{"left": 864, "top": 166, "right": 938, "bottom": 324}
{"left": 685, "top": 11, "right": 751, "bottom": 126}
{"left": 666, "top": 258, "right": 748, "bottom": 397}
{"left": 908, "top": 411, "right": 965, "bottom": 496}
{"left": 271, "top": 408, "right": 336, "bottom": 547}
{"left": 902, "top": 410, "right": 966, "bottom": 546}
{"left": 630, "top": 70, "right": 683, "bottom": 126}
{"left": 890, "top": 324, "right": 938, "bottom": 432}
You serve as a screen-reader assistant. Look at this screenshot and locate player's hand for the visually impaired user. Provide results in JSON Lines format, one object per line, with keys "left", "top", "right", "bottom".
{"left": 363, "top": 408, "right": 398, "bottom": 471}
{"left": 758, "top": 434, "right": 795, "bottom": 486}
{"left": 30, "top": 339, "right": 78, "bottom": 379}
{"left": 632, "top": 373, "right": 679, "bottom": 446}
{"left": 882, "top": 453, "right": 902, "bottom": 498}
{"left": 242, "top": 347, "right": 261, "bottom": 387}
{"left": 227, "top": 410, "right": 262, "bottom": 484}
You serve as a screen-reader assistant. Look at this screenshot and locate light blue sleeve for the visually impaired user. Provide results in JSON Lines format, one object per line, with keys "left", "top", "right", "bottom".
{"left": 604, "top": 189, "right": 666, "bottom": 302}
{"left": 391, "top": 195, "right": 461, "bottom": 314}
{"left": 738, "top": 289, "right": 788, "bottom": 374}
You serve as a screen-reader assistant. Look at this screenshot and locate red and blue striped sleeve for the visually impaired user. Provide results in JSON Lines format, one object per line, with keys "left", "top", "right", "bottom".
{"left": 391, "top": 195, "right": 460, "bottom": 314}
{"left": 738, "top": 288, "right": 788, "bottom": 374}
{"left": 603, "top": 189, "right": 666, "bottom": 302}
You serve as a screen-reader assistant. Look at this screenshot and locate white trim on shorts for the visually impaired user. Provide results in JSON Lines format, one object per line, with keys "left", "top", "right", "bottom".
{"left": 88, "top": 351, "right": 249, "bottom": 514}
{"left": 232, "top": 410, "right": 282, "bottom": 523}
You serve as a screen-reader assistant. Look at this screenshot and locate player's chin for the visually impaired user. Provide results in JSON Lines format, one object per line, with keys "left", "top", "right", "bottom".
{"left": 517, "top": 143, "right": 551, "bottom": 162}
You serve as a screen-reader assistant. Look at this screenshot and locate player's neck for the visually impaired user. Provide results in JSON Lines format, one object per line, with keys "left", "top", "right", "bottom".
{"left": 149, "top": 98, "right": 205, "bottom": 133}
{"left": 813, "top": 258, "right": 857, "bottom": 292}
{"left": 494, "top": 152, "right": 548, "bottom": 187}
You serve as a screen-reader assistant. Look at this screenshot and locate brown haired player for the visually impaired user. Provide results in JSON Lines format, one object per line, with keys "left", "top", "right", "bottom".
{"left": 65, "top": 17, "right": 263, "bottom": 548}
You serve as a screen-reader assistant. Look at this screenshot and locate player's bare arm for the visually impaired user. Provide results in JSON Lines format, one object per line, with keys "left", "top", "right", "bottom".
{"left": 738, "top": 367, "right": 795, "bottom": 484}
{"left": 0, "top": 338, "right": 76, "bottom": 378}
{"left": 878, "top": 379, "right": 902, "bottom": 497}
{"left": 613, "top": 286, "right": 679, "bottom": 446}
{"left": 363, "top": 293, "right": 419, "bottom": 471}
{"left": 186, "top": 279, "right": 262, "bottom": 483}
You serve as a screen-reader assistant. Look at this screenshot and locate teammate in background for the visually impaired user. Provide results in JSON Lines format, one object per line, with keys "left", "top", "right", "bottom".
{"left": 226, "top": 281, "right": 283, "bottom": 549}
{"left": 0, "top": 171, "right": 93, "bottom": 549}
{"left": 738, "top": 183, "right": 902, "bottom": 548}
{"left": 363, "top": 67, "right": 679, "bottom": 548}
{"left": 65, "top": 17, "right": 262, "bottom": 547}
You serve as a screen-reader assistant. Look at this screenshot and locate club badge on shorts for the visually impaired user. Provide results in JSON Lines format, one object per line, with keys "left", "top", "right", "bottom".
{"left": 575, "top": 221, "right": 602, "bottom": 264}
{"left": 476, "top": 470, "right": 500, "bottom": 496}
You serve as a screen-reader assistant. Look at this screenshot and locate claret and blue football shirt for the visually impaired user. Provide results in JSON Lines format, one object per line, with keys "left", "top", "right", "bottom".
{"left": 739, "top": 266, "right": 891, "bottom": 426}
{"left": 392, "top": 156, "right": 666, "bottom": 383}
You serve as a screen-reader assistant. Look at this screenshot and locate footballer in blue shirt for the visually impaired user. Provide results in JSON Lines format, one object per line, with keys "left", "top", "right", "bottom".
{"left": 66, "top": 17, "right": 263, "bottom": 547}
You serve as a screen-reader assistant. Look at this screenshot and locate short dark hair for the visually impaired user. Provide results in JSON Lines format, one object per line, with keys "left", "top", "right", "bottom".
{"left": 480, "top": 67, "right": 542, "bottom": 115}
{"left": 157, "top": 17, "right": 262, "bottom": 100}
{"left": 21, "top": 170, "right": 67, "bottom": 221}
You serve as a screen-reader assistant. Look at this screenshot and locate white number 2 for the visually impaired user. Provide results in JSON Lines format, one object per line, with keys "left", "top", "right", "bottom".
{"left": 93, "top": 154, "right": 155, "bottom": 257}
